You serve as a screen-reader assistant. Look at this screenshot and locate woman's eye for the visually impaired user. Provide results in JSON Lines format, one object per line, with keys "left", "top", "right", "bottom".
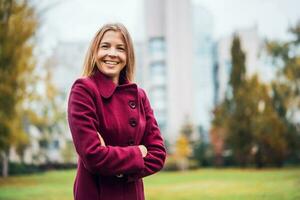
{"left": 118, "top": 47, "right": 125, "bottom": 51}
{"left": 100, "top": 45, "right": 109, "bottom": 49}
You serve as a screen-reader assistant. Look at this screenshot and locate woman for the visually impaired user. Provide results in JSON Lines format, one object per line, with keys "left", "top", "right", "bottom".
{"left": 67, "top": 23, "right": 166, "bottom": 200}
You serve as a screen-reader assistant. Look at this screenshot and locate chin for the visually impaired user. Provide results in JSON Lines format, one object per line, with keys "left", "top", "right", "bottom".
{"left": 101, "top": 70, "right": 119, "bottom": 78}
{"left": 98, "top": 65, "right": 123, "bottom": 79}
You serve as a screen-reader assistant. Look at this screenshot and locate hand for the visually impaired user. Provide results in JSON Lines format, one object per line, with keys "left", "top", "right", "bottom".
{"left": 138, "top": 145, "right": 148, "bottom": 158}
{"left": 97, "top": 132, "right": 106, "bottom": 146}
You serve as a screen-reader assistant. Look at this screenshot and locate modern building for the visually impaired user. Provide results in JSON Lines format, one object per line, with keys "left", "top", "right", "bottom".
{"left": 143, "top": 0, "right": 216, "bottom": 143}
{"left": 143, "top": 0, "right": 194, "bottom": 143}
{"left": 192, "top": 5, "right": 215, "bottom": 134}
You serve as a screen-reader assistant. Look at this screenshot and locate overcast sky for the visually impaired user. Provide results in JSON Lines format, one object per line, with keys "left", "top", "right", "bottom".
{"left": 194, "top": 0, "right": 300, "bottom": 40}
{"left": 39, "top": 0, "right": 300, "bottom": 51}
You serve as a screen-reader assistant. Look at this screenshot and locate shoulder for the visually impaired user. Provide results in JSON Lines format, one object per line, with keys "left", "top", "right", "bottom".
{"left": 137, "top": 87, "right": 153, "bottom": 112}
{"left": 71, "top": 76, "right": 94, "bottom": 88}
{"left": 137, "top": 86, "right": 152, "bottom": 106}
{"left": 70, "top": 76, "right": 98, "bottom": 96}
{"left": 137, "top": 87, "right": 147, "bottom": 101}
{"left": 72, "top": 76, "right": 98, "bottom": 90}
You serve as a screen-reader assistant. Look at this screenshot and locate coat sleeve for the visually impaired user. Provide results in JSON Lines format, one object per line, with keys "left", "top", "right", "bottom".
{"left": 68, "top": 79, "right": 145, "bottom": 176}
{"left": 127, "top": 89, "right": 166, "bottom": 182}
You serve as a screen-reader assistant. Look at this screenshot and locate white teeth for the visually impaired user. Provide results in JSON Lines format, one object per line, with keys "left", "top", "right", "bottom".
{"left": 104, "top": 61, "right": 118, "bottom": 65}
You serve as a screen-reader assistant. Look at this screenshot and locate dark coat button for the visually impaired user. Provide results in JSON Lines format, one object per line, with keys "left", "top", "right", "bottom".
{"left": 128, "top": 100, "right": 136, "bottom": 109}
{"left": 128, "top": 139, "right": 135, "bottom": 146}
{"left": 129, "top": 118, "right": 137, "bottom": 127}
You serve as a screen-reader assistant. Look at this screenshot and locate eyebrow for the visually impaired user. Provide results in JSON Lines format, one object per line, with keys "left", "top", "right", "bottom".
{"left": 100, "top": 42, "right": 125, "bottom": 46}
{"left": 100, "top": 42, "right": 109, "bottom": 45}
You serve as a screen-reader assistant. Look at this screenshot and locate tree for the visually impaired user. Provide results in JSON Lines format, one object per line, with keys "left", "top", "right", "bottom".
{"left": 210, "top": 35, "right": 248, "bottom": 167}
{"left": 174, "top": 134, "right": 192, "bottom": 170}
{"left": 229, "top": 34, "right": 246, "bottom": 94}
{"left": 243, "top": 76, "right": 287, "bottom": 167}
{"left": 226, "top": 35, "right": 289, "bottom": 167}
{"left": 225, "top": 35, "right": 253, "bottom": 166}
{"left": 211, "top": 34, "right": 288, "bottom": 167}
{"left": 266, "top": 21, "right": 300, "bottom": 164}
{"left": 0, "top": 0, "right": 38, "bottom": 177}
{"left": 26, "top": 59, "right": 66, "bottom": 164}
{"left": 210, "top": 102, "right": 229, "bottom": 166}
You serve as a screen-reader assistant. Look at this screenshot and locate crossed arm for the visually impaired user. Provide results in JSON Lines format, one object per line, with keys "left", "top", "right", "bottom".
{"left": 96, "top": 132, "right": 148, "bottom": 178}
{"left": 96, "top": 132, "right": 148, "bottom": 157}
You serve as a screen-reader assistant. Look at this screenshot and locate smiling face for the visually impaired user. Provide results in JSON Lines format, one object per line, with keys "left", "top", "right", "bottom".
{"left": 96, "top": 30, "right": 127, "bottom": 84}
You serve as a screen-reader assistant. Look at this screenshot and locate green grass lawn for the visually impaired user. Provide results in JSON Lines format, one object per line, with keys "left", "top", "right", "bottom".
{"left": 0, "top": 168, "right": 299, "bottom": 200}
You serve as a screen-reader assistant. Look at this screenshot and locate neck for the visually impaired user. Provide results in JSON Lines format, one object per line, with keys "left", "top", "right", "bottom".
{"left": 112, "top": 76, "right": 119, "bottom": 85}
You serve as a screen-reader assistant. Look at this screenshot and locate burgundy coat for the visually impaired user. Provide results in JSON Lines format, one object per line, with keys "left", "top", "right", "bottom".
{"left": 67, "top": 70, "right": 166, "bottom": 200}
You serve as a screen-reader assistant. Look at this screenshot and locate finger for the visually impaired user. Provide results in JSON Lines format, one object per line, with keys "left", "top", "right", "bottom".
{"left": 97, "top": 132, "right": 106, "bottom": 146}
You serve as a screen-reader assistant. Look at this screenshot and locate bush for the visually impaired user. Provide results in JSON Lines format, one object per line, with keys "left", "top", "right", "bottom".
{"left": 0, "top": 162, "right": 77, "bottom": 176}
{"left": 163, "top": 156, "right": 179, "bottom": 171}
{"left": 193, "top": 142, "right": 214, "bottom": 167}
{"left": 7, "top": 163, "right": 42, "bottom": 175}
{"left": 163, "top": 155, "right": 199, "bottom": 171}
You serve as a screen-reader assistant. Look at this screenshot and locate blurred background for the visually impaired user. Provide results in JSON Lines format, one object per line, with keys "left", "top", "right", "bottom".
{"left": 1, "top": 0, "right": 300, "bottom": 199}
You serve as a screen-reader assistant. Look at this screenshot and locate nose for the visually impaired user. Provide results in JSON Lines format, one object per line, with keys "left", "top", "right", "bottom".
{"left": 107, "top": 48, "right": 117, "bottom": 57}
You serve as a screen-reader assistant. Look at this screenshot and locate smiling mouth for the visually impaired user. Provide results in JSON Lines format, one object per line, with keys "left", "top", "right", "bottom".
{"left": 104, "top": 60, "right": 119, "bottom": 65}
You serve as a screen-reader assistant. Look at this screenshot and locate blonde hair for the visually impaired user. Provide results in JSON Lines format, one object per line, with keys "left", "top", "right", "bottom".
{"left": 82, "top": 23, "right": 135, "bottom": 81}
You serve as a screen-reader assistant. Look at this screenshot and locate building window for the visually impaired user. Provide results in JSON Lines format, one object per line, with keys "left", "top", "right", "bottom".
{"left": 149, "top": 37, "right": 166, "bottom": 60}
{"left": 150, "top": 61, "right": 166, "bottom": 85}
{"left": 150, "top": 86, "right": 166, "bottom": 111}
{"left": 149, "top": 37, "right": 165, "bottom": 54}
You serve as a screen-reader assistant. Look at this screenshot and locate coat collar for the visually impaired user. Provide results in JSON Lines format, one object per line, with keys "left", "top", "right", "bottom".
{"left": 92, "top": 69, "right": 136, "bottom": 99}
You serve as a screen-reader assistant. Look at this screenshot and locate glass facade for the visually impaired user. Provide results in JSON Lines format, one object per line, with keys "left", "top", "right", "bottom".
{"left": 149, "top": 37, "right": 165, "bottom": 57}
{"left": 150, "top": 61, "right": 166, "bottom": 86}
{"left": 192, "top": 5, "right": 215, "bottom": 131}
{"left": 148, "top": 37, "right": 167, "bottom": 133}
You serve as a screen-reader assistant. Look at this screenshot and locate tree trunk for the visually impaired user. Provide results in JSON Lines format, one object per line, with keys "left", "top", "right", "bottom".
{"left": 1, "top": 151, "right": 9, "bottom": 177}
{"left": 255, "top": 150, "right": 263, "bottom": 168}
